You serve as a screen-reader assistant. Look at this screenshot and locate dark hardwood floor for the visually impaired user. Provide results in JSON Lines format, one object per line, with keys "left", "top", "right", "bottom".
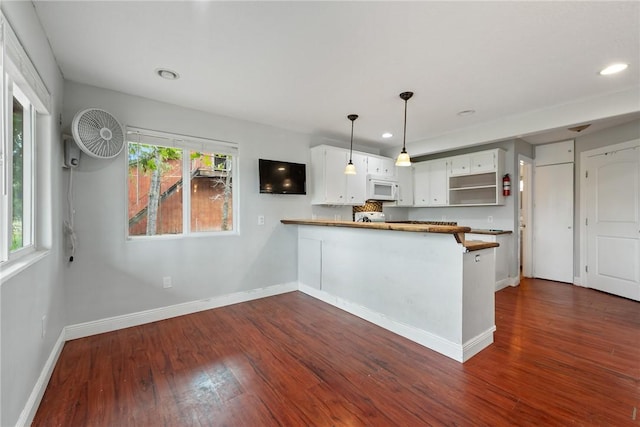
{"left": 33, "top": 278, "right": 640, "bottom": 426}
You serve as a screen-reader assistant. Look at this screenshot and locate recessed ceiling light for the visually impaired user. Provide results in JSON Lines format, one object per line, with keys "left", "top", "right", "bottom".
{"left": 156, "top": 68, "right": 180, "bottom": 80}
{"left": 599, "top": 63, "right": 628, "bottom": 75}
{"left": 382, "top": 132, "right": 393, "bottom": 138}
{"left": 457, "top": 109, "right": 476, "bottom": 117}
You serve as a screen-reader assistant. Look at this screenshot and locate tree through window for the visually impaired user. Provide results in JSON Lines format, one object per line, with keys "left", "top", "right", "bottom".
{"left": 127, "top": 128, "right": 237, "bottom": 237}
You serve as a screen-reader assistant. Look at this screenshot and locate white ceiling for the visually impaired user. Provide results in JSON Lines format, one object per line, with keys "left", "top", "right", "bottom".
{"left": 33, "top": 1, "right": 640, "bottom": 155}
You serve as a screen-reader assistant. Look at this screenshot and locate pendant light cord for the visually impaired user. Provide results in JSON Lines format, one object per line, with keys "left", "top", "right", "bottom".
{"left": 349, "top": 119, "right": 354, "bottom": 162}
{"left": 402, "top": 98, "right": 408, "bottom": 152}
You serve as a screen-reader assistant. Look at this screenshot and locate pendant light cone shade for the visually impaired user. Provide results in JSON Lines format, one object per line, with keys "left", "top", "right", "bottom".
{"left": 396, "top": 91, "right": 414, "bottom": 167}
{"left": 345, "top": 114, "right": 358, "bottom": 175}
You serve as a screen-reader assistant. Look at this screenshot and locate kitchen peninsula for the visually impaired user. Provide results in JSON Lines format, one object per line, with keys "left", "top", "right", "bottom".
{"left": 282, "top": 219, "right": 498, "bottom": 362}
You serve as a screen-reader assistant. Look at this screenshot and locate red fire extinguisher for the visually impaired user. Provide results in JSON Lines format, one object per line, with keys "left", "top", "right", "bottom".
{"left": 503, "top": 174, "right": 511, "bottom": 196}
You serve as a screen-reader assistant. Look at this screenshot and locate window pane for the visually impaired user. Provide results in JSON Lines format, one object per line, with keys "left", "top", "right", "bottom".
{"left": 190, "top": 152, "right": 234, "bottom": 232}
{"left": 128, "top": 142, "right": 183, "bottom": 236}
{"left": 11, "top": 96, "right": 25, "bottom": 251}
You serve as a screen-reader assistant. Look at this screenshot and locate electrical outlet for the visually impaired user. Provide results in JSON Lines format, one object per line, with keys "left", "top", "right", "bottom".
{"left": 163, "top": 276, "right": 172, "bottom": 289}
{"left": 41, "top": 315, "right": 47, "bottom": 338}
{"left": 257, "top": 215, "right": 265, "bottom": 225}
{"left": 488, "top": 216, "right": 494, "bottom": 223}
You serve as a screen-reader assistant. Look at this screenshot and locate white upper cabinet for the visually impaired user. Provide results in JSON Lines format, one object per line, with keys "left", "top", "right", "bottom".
{"left": 449, "top": 155, "right": 471, "bottom": 176}
{"left": 393, "top": 165, "right": 414, "bottom": 206}
{"left": 311, "top": 145, "right": 367, "bottom": 205}
{"left": 535, "top": 140, "right": 574, "bottom": 166}
{"left": 322, "top": 148, "right": 349, "bottom": 204}
{"left": 367, "top": 155, "right": 396, "bottom": 176}
{"left": 470, "top": 151, "right": 496, "bottom": 173}
{"left": 428, "top": 159, "right": 449, "bottom": 206}
{"left": 450, "top": 151, "right": 497, "bottom": 176}
{"left": 346, "top": 153, "right": 368, "bottom": 204}
{"left": 411, "top": 148, "right": 505, "bottom": 207}
{"left": 413, "top": 159, "right": 448, "bottom": 207}
{"left": 448, "top": 149, "right": 505, "bottom": 206}
{"left": 413, "top": 162, "right": 430, "bottom": 206}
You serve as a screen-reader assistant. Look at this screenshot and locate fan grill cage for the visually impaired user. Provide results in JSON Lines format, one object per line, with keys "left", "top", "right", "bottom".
{"left": 72, "top": 109, "right": 125, "bottom": 159}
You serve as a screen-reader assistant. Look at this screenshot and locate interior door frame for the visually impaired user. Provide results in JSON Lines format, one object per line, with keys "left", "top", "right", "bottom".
{"left": 518, "top": 154, "right": 534, "bottom": 277}
{"left": 579, "top": 138, "right": 640, "bottom": 288}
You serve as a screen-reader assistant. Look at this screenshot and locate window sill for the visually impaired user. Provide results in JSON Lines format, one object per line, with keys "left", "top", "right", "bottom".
{"left": 0, "top": 249, "right": 50, "bottom": 283}
{"left": 127, "top": 230, "right": 239, "bottom": 241}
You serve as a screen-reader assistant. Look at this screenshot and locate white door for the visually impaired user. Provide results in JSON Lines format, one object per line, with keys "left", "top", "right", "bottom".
{"left": 585, "top": 144, "right": 640, "bottom": 301}
{"left": 533, "top": 163, "right": 574, "bottom": 283}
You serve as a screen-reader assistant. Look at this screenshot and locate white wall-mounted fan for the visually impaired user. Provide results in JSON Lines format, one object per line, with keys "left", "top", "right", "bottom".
{"left": 64, "top": 108, "right": 125, "bottom": 263}
{"left": 71, "top": 108, "right": 125, "bottom": 159}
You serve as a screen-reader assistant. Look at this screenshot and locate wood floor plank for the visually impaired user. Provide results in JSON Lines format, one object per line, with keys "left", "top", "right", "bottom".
{"left": 33, "top": 278, "right": 640, "bottom": 426}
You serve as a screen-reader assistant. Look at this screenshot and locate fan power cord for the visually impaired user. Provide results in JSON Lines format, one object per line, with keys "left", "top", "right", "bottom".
{"left": 65, "top": 167, "right": 77, "bottom": 262}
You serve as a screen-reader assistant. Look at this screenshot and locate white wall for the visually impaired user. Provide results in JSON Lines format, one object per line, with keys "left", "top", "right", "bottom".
{"left": 62, "top": 82, "right": 313, "bottom": 325}
{"left": 0, "top": 3, "right": 66, "bottom": 426}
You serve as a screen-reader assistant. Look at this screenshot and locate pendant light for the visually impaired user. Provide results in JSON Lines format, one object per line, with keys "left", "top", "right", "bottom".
{"left": 344, "top": 114, "right": 358, "bottom": 175}
{"left": 396, "top": 91, "right": 414, "bottom": 167}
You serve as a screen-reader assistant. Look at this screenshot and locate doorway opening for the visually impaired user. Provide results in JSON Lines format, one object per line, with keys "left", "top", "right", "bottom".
{"left": 518, "top": 155, "right": 533, "bottom": 278}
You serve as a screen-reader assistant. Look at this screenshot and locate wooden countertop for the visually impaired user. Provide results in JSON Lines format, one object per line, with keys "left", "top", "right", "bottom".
{"left": 281, "top": 219, "right": 499, "bottom": 251}
{"left": 463, "top": 240, "right": 500, "bottom": 251}
{"left": 281, "top": 219, "right": 471, "bottom": 234}
{"left": 468, "top": 229, "right": 513, "bottom": 235}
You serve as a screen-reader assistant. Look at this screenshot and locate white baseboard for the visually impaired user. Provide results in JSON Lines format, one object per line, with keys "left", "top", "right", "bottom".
{"left": 496, "top": 276, "right": 520, "bottom": 291}
{"left": 16, "top": 330, "right": 66, "bottom": 427}
{"left": 462, "top": 327, "right": 496, "bottom": 362}
{"left": 299, "top": 284, "right": 493, "bottom": 363}
{"left": 65, "top": 282, "right": 298, "bottom": 340}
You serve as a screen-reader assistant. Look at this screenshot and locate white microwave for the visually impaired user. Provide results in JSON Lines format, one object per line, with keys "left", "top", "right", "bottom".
{"left": 366, "top": 175, "right": 398, "bottom": 201}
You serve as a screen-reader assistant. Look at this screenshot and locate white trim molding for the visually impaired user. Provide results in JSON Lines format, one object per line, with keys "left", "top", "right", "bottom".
{"left": 16, "top": 330, "right": 65, "bottom": 427}
{"left": 299, "top": 283, "right": 495, "bottom": 363}
{"left": 66, "top": 282, "right": 298, "bottom": 340}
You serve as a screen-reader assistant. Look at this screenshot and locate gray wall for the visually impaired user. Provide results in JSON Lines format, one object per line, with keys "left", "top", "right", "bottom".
{"left": 62, "top": 82, "right": 313, "bottom": 325}
{"left": 573, "top": 119, "right": 640, "bottom": 279}
{"left": 0, "top": 3, "right": 66, "bottom": 426}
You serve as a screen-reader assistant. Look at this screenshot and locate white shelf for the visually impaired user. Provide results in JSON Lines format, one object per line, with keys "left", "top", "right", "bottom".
{"left": 450, "top": 184, "right": 497, "bottom": 191}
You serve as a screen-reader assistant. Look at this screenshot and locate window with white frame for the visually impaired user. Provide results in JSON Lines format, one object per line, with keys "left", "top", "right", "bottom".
{"left": 127, "top": 127, "right": 238, "bottom": 238}
{"left": 0, "top": 12, "right": 51, "bottom": 264}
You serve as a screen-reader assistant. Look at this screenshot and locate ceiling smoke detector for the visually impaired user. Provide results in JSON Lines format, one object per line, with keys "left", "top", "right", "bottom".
{"left": 568, "top": 124, "right": 591, "bottom": 133}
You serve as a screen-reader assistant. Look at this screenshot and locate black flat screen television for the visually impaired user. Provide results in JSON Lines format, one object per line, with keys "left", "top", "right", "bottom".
{"left": 259, "top": 159, "right": 306, "bottom": 194}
